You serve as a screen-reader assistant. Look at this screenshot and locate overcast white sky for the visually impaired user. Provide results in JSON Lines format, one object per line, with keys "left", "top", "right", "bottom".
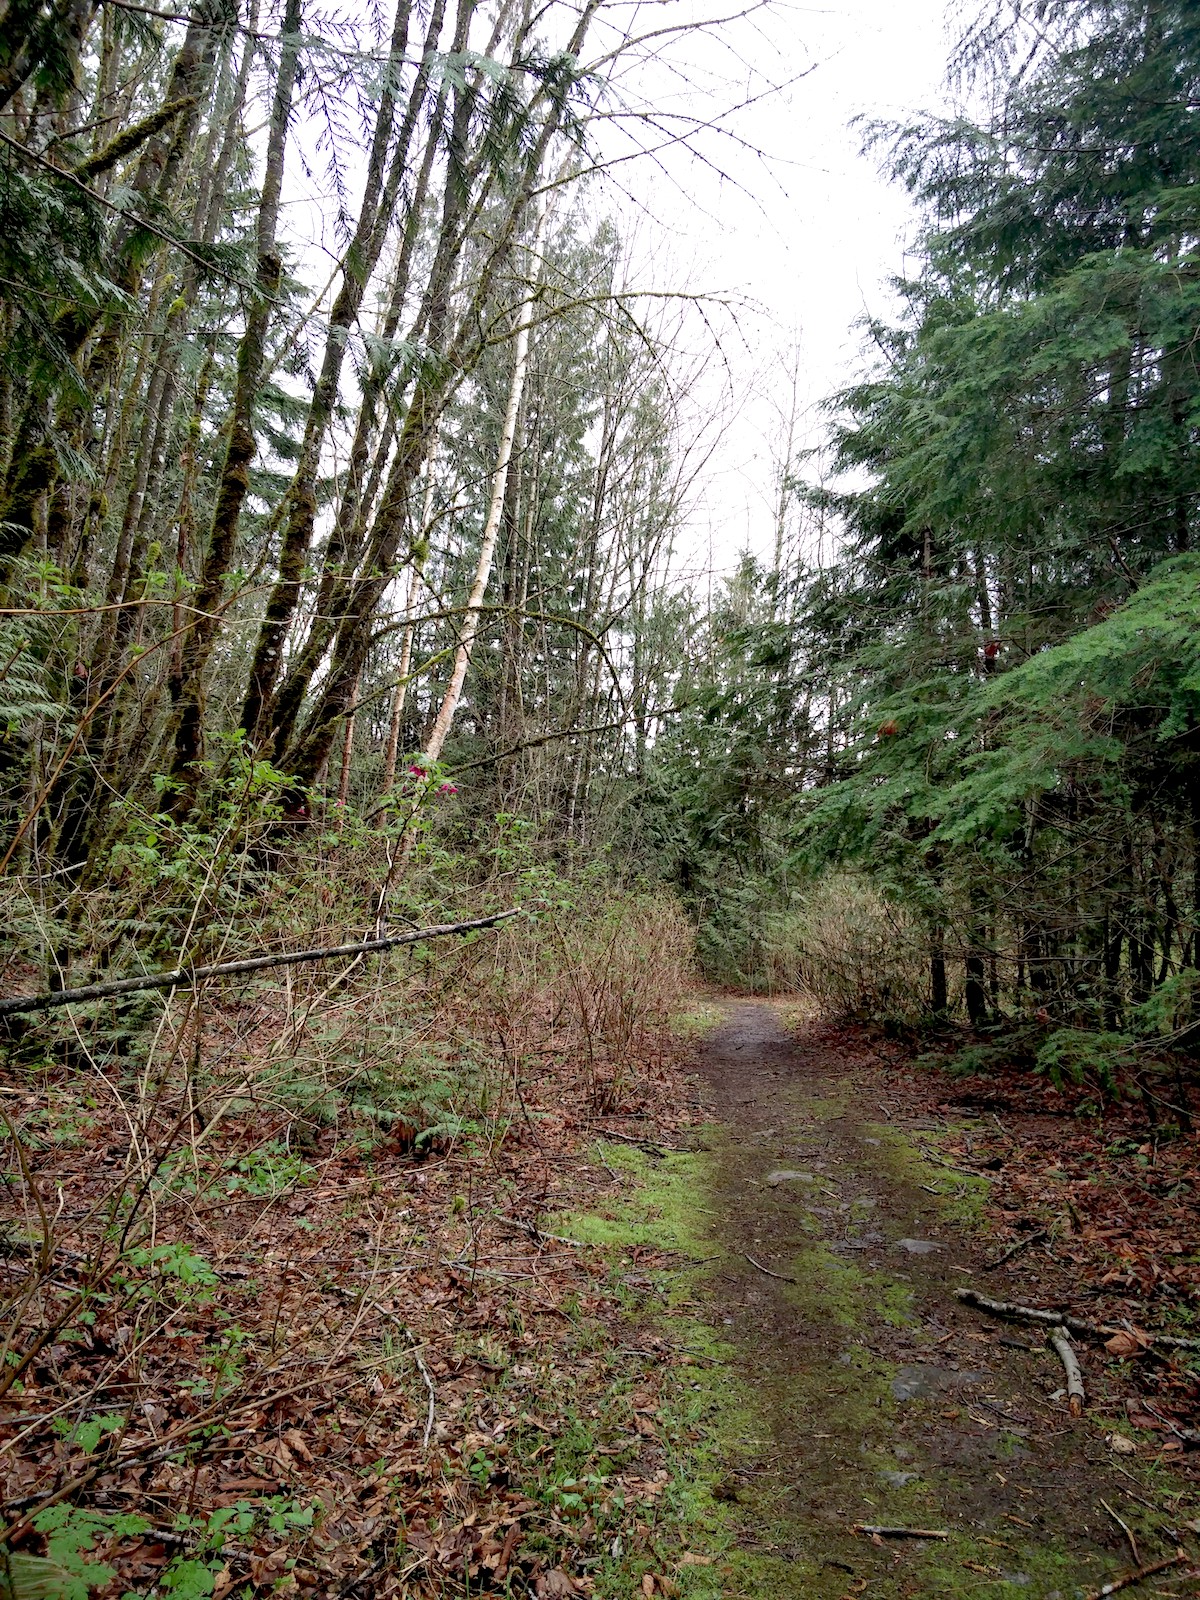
{"left": 592, "top": 0, "right": 958, "bottom": 573}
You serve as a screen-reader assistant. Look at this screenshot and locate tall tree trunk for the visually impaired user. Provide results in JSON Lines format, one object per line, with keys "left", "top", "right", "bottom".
{"left": 930, "top": 924, "right": 948, "bottom": 1014}
{"left": 167, "top": 0, "right": 301, "bottom": 800}
{"left": 239, "top": 0, "right": 427, "bottom": 744}
{"left": 258, "top": 55, "right": 452, "bottom": 761}
{"left": 421, "top": 200, "right": 548, "bottom": 766}
{"left": 964, "top": 949, "right": 988, "bottom": 1028}
{"left": 381, "top": 503, "right": 430, "bottom": 797}
{"left": 336, "top": 674, "right": 359, "bottom": 821}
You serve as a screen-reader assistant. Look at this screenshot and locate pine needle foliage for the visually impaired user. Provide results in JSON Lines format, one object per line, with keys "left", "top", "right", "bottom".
{"left": 787, "top": 0, "right": 1200, "bottom": 1036}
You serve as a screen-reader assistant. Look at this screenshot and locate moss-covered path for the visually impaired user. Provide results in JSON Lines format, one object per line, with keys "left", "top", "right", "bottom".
{"left": 673, "top": 1003, "right": 1177, "bottom": 1600}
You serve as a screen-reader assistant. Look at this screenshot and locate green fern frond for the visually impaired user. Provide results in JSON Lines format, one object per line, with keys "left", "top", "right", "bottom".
{"left": 0, "top": 1551, "right": 77, "bottom": 1600}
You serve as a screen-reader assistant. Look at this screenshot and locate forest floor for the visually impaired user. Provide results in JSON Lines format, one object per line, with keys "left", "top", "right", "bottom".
{"left": 5, "top": 996, "right": 1200, "bottom": 1599}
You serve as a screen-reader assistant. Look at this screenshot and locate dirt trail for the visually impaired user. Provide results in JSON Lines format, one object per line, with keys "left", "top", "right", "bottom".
{"left": 688, "top": 1003, "right": 1167, "bottom": 1600}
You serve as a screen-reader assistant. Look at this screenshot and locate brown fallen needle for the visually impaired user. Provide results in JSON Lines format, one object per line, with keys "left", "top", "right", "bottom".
{"left": 1082, "top": 1550, "right": 1187, "bottom": 1599}
{"left": 853, "top": 1525, "right": 949, "bottom": 1540}
{"left": 742, "top": 1251, "right": 798, "bottom": 1284}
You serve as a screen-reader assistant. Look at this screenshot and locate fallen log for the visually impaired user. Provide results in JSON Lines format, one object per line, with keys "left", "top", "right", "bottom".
{"left": 955, "top": 1288, "right": 1200, "bottom": 1352}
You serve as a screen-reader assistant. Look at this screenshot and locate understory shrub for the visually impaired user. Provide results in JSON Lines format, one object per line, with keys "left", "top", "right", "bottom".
{"left": 780, "top": 872, "right": 930, "bottom": 1022}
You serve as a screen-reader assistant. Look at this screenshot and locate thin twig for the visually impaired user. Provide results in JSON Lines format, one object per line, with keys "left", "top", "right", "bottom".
{"left": 496, "top": 1215, "right": 590, "bottom": 1249}
{"left": 742, "top": 1252, "right": 797, "bottom": 1284}
{"left": 853, "top": 1525, "right": 949, "bottom": 1540}
{"left": 592, "top": 1128, "right": 672, "bottom": 1154}
{"left": 415, "top": 1347, "right": 436, "bottom": 1451}
{"left": 983, "top": 1229, "right": 1047, "bottom": 1271}
{"left": 1099, "top": 1499, "right": 1138, "bottom": 1566}
{"left": 917, "top": 1145, "right": 992, "bottom": 1181}
{"left": 363, "top": 1302, "right": 437, "bottom": 1450}
{"left": 1140, "top": 1401, "right": 1200, "bottom": 1448}
{"left": 1082, "top": 1551, "right": 1187, "bottom": 1600}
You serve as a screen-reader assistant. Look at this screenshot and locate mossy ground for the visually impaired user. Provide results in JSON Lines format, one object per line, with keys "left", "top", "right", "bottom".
{"left": 529, "top": 1002, "right": 1194, "bottom": 1599}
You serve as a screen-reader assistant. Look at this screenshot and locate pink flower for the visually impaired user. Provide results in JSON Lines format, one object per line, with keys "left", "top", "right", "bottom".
{"left": 407, "top": 764, "right": 426, "bottom": 778}
{"left": 438, "top": 782, "right": 459, "bottom": 795}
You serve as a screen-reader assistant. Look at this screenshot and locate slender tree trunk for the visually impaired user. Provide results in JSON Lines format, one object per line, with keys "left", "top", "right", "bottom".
{"left": 421, "top": 200, "right": 548, "bottom": 766}
{"left": 381, "top": 509, "right": 430, "bottom": 797}
{"left": 930, "top": 925, "right": 947, "bottom": 1014}
{"left": 336, "top": 674, "right": 359, "bottom": 822}
{"left": 964, "top": 950, "right": 988, "bottom": 1028}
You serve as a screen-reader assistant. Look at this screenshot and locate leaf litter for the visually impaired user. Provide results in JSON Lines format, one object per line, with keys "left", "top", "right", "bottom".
{"left": 0, "top": 1006, "right": 703, "bottom": 1598}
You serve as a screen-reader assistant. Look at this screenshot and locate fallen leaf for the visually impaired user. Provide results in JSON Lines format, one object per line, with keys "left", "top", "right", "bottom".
{"left": 283, "top": 1427, "right": 314, "bottom": 1463}
{"left": 536, "top": 1571, "right": 579, "bottom": 1597}
{"left": 1106, "top": 1433, "right": 1137, "bottom": 1455}
{"left": 1104, "top": 1331, "right": 1144, "bottom": 1358}
{"left": 678, "top": 1553, "right": 712, "bottom": 1567}
{"left": 494, "top": 1521, "right": 523, "bottom": 1578}
{"left": 641, "top": 1576, "right": 656, "bottom": 1597}
{"left": 248, "top": 1549, "right": 289, "bottom": 1586}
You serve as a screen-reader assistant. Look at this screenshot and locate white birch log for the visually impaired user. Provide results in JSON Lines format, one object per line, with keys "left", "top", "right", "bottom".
{"left": 1049, "top": 1328, "right": 1085, "bottom": 1416}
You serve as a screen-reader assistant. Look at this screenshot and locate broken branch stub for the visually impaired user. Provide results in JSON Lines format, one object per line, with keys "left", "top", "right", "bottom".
{"left": 1049, "top": 1328, "right": 1085, "bottom": 1416}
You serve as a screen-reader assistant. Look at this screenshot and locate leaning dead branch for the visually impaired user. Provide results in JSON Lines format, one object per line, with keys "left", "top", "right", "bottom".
{"left": 955, "top": 1288, "right": 1200, "bottom": 1352}
{"left": 1049, "top": 1328, "right": 1085, "bottom": 1416}
{"left": 0, "top": 910, "right": 521, "bottom": 1018}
